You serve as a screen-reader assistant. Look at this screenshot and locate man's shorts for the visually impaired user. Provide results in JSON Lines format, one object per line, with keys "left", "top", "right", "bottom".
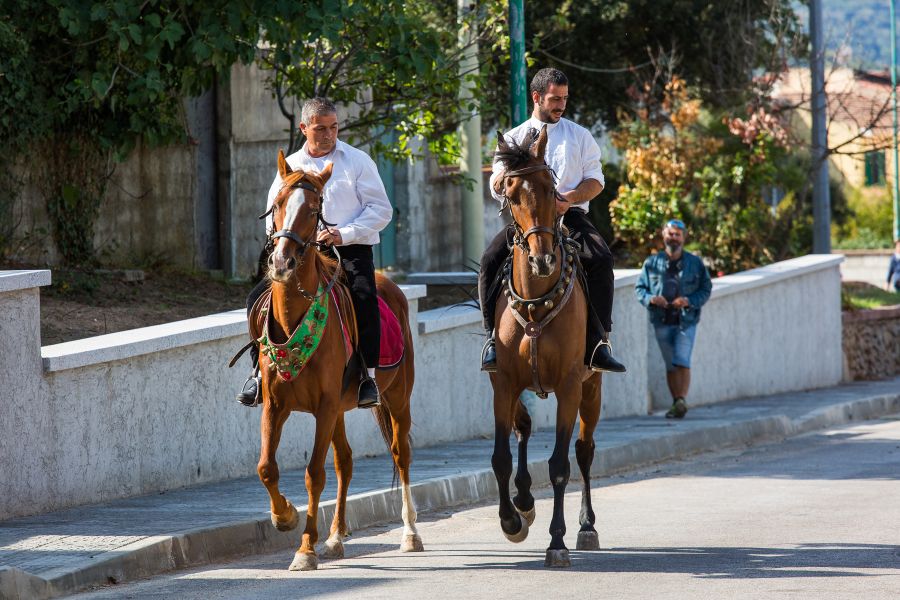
{"left": 653, "top": 323, "right": 698, "bottom": 371}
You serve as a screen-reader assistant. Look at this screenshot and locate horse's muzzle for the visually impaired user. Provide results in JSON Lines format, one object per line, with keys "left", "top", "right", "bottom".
{"left": 269, "top": 252, "right": 297, "bottom": 282}
{"left": 528, "top": 253, "right": 556, "bottom": 278}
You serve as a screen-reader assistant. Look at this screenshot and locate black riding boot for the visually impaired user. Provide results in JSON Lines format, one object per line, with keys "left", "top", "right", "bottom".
{"left": 585, "top": 307, "right": 626, "bottom": 373}
{"left": 237, "top": 346, "right": 262, "bottom": 407}
{"left": 481, "top": 330, "right": 497, "bottom": 372}
{"left": 358, "top": 375, "right": 381, "bottom": 409}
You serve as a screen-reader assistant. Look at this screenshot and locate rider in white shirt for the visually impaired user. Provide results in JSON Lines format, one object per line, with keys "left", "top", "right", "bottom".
{"left": 479, "top": 67, "right": 626, "bottom": 374}
{"left": 238, "top": 97, "right": 392, "bottom": 409}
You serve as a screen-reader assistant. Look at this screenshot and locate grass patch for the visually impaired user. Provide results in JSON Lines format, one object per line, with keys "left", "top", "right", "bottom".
{"left": 842, "top": 281, "right": 900, "bottom": 311}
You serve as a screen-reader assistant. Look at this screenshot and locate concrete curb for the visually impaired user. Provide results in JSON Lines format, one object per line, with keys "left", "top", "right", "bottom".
{"left": 3, "top": 391, "right": 898, "bottom": 599}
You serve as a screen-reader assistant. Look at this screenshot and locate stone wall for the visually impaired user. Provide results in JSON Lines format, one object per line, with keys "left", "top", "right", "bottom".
{"left": 842, "top": 306, "right": 900, "bottom": 380}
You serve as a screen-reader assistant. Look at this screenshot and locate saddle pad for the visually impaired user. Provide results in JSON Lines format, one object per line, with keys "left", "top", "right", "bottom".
{"left": 377, "top": 296, "right": 404, "bottom": 368}
{"left": 329, "top": 291, "right": 405, "bottom": 369}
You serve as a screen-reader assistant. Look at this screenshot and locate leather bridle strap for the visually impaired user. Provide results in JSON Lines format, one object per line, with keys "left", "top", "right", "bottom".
{"left": 520, "top": 225, "right": 556, "bottom": 241}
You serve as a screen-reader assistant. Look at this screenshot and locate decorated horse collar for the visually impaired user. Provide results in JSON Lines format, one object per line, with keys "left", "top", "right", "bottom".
{"left": 258, "top": 284, "right": 329, "bottom": 381}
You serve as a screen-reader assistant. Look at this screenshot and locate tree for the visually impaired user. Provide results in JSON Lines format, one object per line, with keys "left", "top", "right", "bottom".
{"left": 0, "top": 0, "right": 261, "bottom": 264}
{"left": 482, "top": 0, "right": 806, "bottom": 128}
{"left": 257, "top": 0, "right": 506, "bottom": 163}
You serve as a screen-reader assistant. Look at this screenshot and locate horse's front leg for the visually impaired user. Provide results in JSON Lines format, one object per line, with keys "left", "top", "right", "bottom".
{"left": 257, "top": 399, "right": 298, "bottom": 532}
{"left": 512, "top": 399, "right": 536, "bottom": 526}
{"left": 545, "top": 377, "right": 581, "bottom": 568}
{"left": 289, "top": 405, "right": 340, "bottom": 572}
{"left": 575, "top": 374, "right": 602, "bottom": 551}
{"left": 322, "top": 414, "right": 352, "bottom": 560}
{"left": 491, "top": 376, "right": 529, "bottom": 542}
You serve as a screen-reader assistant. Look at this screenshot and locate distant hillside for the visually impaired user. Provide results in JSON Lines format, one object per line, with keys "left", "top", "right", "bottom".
{"left": 823, "top": 0, "right": 895, "bottom": 68}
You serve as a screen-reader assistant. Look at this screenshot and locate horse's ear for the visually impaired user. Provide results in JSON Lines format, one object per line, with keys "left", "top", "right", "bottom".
{"left": 319, "top": 161, "right": 334, "bottom": 184}
{"left": 278, "top": 150, "right": 292, "bottom": 178}
{"left": 530, "top": 125, "right": 548, "bottom": 160}
{"left": 496, "top": 130, "right": 509, "bottom": 151}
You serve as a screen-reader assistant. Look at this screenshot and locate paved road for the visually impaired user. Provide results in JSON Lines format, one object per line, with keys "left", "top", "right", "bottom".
{"left": 70, "top": 417, "right": 900, "bottom": 599}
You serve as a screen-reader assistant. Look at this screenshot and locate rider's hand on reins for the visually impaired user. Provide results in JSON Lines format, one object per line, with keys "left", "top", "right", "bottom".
{"left": 555, "top": 191, "right": 572, "bottom": 216}
{"left": 316, "top": 229, "right": 342, "bottom": 247}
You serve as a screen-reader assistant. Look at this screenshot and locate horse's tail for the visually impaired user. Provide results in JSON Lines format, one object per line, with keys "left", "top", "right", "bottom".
{"left": 372, "top": 403, "right": 399, "bottom": 487}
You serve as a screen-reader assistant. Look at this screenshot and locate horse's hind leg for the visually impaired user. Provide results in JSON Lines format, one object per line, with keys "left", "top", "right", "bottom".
{"left": 258, "top": 402, "right": 298, "bottom": 533}
{"left": 512, "top": 399, "right": 536, "bottom": 526}
{"left": 322, "top": 414, "right": 352, "bottom": 560}
{"left": 575, "top": 374, "right": 602, "bottom": 551}
{"left": 384, "top": 391, "right": 424, "bottom": 552}
{"left": 289, "top": 406, "right": 339, "bottom": 572}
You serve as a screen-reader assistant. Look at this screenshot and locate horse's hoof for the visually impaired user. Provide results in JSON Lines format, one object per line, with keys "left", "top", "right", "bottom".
{"left": 271, "top": 499, "right": 299, "bottom": 532}
{"left": 545, "top": 548, "right": 571, "bottom": 568}
{"left": 576, "top": 530, "right": 600, "bottom": 551}
{"left": 289, "top": 551, "right": 318, "bottom": 571}
{"left": 321, "top": 536, "right": 344, "bottom": 559}
{"left": 401, "top": 533, "right": 424, "bottom": 552}
{"left": 518, "top": 506, "right": 536, "bottom": 526}
{"left": 502, "top": 513, "right": 529, "bottom": 543}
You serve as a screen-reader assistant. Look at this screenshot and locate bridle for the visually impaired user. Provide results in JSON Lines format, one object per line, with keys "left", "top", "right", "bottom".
{"left": 259, "top": 178, "right": 343, "bottom": 301}
{"left": 499, "top": 162, "right": 563, "bottom": 251}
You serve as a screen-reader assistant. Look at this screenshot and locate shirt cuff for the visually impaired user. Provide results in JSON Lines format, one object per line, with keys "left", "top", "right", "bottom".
{"left": 337, "top": 225, "right": 356, "bottom": 245}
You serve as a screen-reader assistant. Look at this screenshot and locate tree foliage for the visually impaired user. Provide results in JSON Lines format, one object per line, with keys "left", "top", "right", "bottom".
{"left": 610, "top": 76, "right": 813, "bottom": 273}
{"left": 484, "top": 0, "right": 806, "bottom": 128}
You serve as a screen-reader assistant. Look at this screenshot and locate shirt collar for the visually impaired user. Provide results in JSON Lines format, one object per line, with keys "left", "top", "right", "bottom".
{"left": 528, "top": 116, "right": 560, "bottom": 135}
{"left": 300, "top": 139, "right": 344, "bottom": 161}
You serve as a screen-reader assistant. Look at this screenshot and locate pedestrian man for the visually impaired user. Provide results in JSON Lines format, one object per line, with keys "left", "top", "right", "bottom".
{"left": 479, "top": 67, "right": 626, "bottom": 374}
{"left": 237, "top": 97, "right": 393, "bottom": 409}
{"left": 887, "top": 238, "right": 900, "bottom": 292}
{"left": 635, "top": 219, "right": 712, "bottom": 418}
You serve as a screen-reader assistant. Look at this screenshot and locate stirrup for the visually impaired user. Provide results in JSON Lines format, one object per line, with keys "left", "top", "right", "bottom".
{"left": 236, "top": 369, "right": 261, "bottom": 407}
{"left": 480, "top": 336, "right": 497, "bottom": 373}
{"left": 588, "top": 339, "right": 626, "bottom": 373}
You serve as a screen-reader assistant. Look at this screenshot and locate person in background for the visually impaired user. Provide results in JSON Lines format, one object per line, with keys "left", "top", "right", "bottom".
{"left": 635, "top": 219, "right": 712, "bottom": 419}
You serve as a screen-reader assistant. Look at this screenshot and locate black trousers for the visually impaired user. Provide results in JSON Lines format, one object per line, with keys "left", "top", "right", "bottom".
{"left": 478, "top": 208, "right": 614, "bottom": 353}
{"left": 246, "top": 244, "right": 381, "bottom": 370}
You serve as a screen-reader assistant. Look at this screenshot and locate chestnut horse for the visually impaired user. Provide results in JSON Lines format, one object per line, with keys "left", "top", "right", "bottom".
{"left": 255, "top": 151, "right": 422, "bottom": 571}
{"left": 488, "top": 126, "right": 602, "bottom": 567}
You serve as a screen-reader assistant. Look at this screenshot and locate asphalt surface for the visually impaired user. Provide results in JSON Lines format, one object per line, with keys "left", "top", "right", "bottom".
{"left": 67, "top": 415, "right": 900, "bottom": 599}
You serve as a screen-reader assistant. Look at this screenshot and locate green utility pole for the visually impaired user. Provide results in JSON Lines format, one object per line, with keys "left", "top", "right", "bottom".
{"left": 891, "top": 0, "right": 900, "bottom": 241}
{"left": 459, "top": 0, "right": 484, "bottom": 268}
{"left": 509, "top": 0, "right": 528, "bottom": 125}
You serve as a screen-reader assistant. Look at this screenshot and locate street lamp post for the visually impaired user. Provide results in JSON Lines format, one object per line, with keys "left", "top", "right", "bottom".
{"left": 891, "top": 0, "right": 900, "bottom": 241}
{"left": 509, "top": 0, "right": 528, "bottom": 125}
{"left": 810, "top": 0, "right": 832, "bottom": 254}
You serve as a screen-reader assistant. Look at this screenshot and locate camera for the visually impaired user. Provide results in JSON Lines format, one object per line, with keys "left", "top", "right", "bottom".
{"left": 662, "top": 305, "right": 681, "bottom": 326}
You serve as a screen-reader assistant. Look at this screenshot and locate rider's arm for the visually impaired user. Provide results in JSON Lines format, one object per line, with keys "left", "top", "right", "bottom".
{"left": 560, "top": 128, "right": 605, "bottom": 204}
{"left": 337, "top": 154, "right": 393, "bottom": 245}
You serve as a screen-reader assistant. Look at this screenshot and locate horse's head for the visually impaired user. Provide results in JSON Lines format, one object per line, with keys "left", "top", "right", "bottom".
{"left": 268, "top": 149, "right": 333, "bottom": 283}
{"left": 494, "top": 126, "right": 558, "bottom": 278}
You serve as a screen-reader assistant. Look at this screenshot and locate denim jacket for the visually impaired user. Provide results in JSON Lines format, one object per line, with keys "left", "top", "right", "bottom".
{"left": 635, "top": 250, "right": 712, "bottom": 326}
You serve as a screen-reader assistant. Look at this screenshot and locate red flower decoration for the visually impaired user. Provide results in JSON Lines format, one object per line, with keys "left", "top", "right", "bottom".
{"left": 280, "top": 371, "right": 292, "bottom": 381}
{"left": 276, "top": 349, "right": 287, "bottom": 358}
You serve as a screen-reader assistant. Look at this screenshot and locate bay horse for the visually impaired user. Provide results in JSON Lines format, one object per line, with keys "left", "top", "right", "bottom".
{"left": 489, "top": 126, "right": 602, "bottom": 567}
{"left": 253, "top": 150, "right": 422, "bottom": 571}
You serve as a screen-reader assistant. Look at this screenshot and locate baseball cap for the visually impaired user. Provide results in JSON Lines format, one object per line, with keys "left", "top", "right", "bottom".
{"left": 665, "top": 219, "right": 686, "bottom": 230}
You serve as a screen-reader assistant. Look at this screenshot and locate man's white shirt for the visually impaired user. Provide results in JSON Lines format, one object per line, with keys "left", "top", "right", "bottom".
{"left": 490, "top": 116, "right": 605, "bottom": 212}
{"left": 266, "top": 140, "right": 392, "bottom": 246}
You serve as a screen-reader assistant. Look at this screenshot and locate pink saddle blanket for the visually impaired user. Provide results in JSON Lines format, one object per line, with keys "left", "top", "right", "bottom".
{"left": 331, "top": 291, "right": 404, "bottom": 368}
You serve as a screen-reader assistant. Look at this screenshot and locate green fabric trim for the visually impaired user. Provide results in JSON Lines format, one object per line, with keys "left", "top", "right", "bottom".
{"left": 258, "top": 285, "right": 328, "bottom": 381}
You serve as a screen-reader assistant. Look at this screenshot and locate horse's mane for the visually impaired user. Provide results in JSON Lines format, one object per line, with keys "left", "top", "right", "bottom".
{"left": 494, "top": 128, "right": 539, "bottom": 172}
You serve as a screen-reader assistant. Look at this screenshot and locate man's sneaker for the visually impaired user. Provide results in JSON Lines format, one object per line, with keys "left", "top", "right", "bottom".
{"left": 588, "top": 340, "right": 626, "bottom": 373}
{"left": 237, "top": 375, "right": 261, "bottom": 407}
{"left": 358, "top": 377, "right": 380, "bottom": 409}
{"left": 665, "top": 397, "right": 688, "bottom": 419}
{"left": 481, "top": 337, "right": 497, "bottom": 372}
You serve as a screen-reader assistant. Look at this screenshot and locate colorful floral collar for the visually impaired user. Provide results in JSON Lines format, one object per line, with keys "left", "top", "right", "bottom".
{"left": 258, "top": 285, "right": 328, "bottom": 381}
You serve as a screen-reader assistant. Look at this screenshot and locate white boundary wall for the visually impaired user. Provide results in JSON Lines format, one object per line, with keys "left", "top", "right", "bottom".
{"left": 0, "top": 254, "right": 843, "bottom": 519}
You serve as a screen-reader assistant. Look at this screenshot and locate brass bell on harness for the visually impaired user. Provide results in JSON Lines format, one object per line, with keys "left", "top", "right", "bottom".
{"left": 545, "top": 300, "right": 554, "bottom": 309}
{"left": 566, "top": 254, "right": 574, "bottom": 263}
{"left": 565, "top": 265, "right": 573, "bottom": 274}
{"left": 511, "top": 300, "right": 521, "bottom": 309}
